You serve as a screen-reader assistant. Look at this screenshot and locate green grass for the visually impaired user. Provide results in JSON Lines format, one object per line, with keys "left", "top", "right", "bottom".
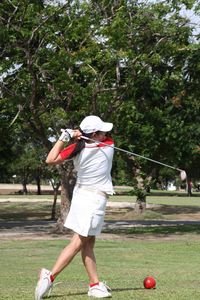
{"left": 147, "top": 195, "right": 200, "bottom": 206}
{"left": 1, "top": 193, "right": 200, "bottom": 299}
{"left": 1, "top": 194, "right": 200, "bottom": 222}
{"left": 1, "top": 192, "right": 200, "bottom": 206}
{"left": 0, "top": 202, "right": 55, "bottom": 221}
{"left": 102, "top": 224, "right": 200, "bottom": 235}
{"left": 0, "top": 194, "right": 55, "bottom": 200}
{"left": 0, "top": 238, "right": 200, "bottom": 299}
{"left": 107, "top": 195, "right": 200, "bottom": 221}
{"left": 110, "top": 194, "right": 200, "bottom": 205}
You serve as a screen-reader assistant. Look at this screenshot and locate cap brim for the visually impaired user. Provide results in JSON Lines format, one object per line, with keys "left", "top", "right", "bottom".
{"left": 100, "top": 122, "right": 113, "bottom": 132}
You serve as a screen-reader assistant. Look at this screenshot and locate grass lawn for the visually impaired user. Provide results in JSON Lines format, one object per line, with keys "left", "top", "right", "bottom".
{"left": 107, "top": 194, "right": 200, "bottom": 221}
{"left": 110, "top": 194, "right": 200, "bottom": 206}
{"left": 0, "top": 238, "right": 200, "bottom": 300}
{"left": 1, "top": 193, "right": 200, "bottom": 222}
{"left": 0, "top": 201, "right": 54, "bottom": 221}
{"left": 1, "top": 192, "right": 200, "bottom": 299}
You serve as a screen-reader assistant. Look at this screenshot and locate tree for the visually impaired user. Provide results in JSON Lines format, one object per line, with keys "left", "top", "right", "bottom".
{"left": 1, "top": 0, "right": 113, "bottom": 228}
{"left": 0, "top": 99, "right": 16, "bottom": 182}
{"left": 94, "top": 0, "right": 200, "bottom": 203}
{"left": 9, "top": 135, "right": 47, "bottom": 194}
{"left": 1, "top": 0, "right": 200, "bottom": 225}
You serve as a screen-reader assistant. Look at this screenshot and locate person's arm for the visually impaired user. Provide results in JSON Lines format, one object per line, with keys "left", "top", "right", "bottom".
{"left": 46, "top": 129, "right": 82, "bottom": 165}
{"left": 46, "top": 140, "right": 65, "bottom": 165}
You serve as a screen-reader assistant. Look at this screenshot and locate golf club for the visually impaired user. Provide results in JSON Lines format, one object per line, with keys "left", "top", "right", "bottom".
{"left": 81, "top": 136, "right": 187, "bottom": 181}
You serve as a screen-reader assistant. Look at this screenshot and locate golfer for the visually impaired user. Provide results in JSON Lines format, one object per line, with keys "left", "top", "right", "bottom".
{"left": 35, "top": 115, "right": 114, "bottom": 299}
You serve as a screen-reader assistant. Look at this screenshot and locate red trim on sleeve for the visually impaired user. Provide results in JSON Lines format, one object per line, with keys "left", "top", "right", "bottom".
{"left": 59, "top": 143, "right": 77, "bottom": 160}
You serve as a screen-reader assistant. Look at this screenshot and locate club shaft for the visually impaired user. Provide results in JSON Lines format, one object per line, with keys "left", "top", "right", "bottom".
{"left": 81, "top": 136, "right": 182, "bottom": 172}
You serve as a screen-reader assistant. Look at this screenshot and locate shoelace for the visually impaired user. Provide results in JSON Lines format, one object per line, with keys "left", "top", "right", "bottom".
{"left": 102, "top": 281, "right": 112, "bottom": 291}
{"left": 47, "top": 282, "right": 62, "bottom": 297}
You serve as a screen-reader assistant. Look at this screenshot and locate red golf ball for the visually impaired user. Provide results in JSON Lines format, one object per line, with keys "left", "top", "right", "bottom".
{"left": 143, "top": 276, "right": 156, "bottom": 289}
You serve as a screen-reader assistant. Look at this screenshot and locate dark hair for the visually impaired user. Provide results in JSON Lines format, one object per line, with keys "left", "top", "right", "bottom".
{"left": 67, "top": 131, "right": 92, "bottom": 159}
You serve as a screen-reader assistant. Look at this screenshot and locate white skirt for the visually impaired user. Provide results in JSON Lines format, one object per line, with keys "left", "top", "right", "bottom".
{"left": 64, "top": 186, "right": 108, "bottom": 237}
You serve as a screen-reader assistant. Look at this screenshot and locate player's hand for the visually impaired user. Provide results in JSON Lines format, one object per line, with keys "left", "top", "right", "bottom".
{"left": 59, "top": 129, "right": 73, "bottom": 142}
{"left": 72, "top": 129, "right": 82, "bottom": 140}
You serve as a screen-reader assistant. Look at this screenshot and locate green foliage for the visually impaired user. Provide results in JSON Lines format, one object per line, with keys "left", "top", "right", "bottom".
{"left": 129, "top": 187, "right": 147, "bottom": 200}
{"left": 0, "top": 0, "right": 200, "bottom": 186}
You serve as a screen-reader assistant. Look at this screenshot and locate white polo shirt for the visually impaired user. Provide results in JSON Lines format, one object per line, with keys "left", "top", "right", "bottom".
{"left": 60, "top": 137, "right": 114, "bottom": 194}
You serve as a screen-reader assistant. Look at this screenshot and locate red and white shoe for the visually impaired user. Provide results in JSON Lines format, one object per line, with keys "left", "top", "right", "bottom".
{"left": 35, "top": 268, "right": 54, "bottom": 300}
{"left": 88, "top": 282, "right": 112, "bottom": 298}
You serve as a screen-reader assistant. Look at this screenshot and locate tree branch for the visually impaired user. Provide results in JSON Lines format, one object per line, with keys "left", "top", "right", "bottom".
{"left": 7, "top": 3, "right": 19, "bottom": 29}
{"left": 27, "top": 1, "right": 71, "bottom": 46}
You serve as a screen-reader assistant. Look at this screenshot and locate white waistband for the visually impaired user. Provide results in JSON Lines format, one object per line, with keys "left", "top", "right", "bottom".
{"left": 75, "top": 184, "right": 108, "bottom": 198}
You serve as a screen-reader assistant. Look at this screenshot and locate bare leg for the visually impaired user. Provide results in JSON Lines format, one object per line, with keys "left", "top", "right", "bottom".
{"left": 51, "top": 233, "right": 87, "bottom": 278}
{"left": 81, "top": 236, "right": 99, "bottom": 284}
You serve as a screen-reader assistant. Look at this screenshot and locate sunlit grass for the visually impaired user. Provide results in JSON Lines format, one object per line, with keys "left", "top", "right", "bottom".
{"left": 0, "top": 238, "right": 200, "bottom": 299}
{"left": 1, "top": 193, "right": 200, "bottom": 222}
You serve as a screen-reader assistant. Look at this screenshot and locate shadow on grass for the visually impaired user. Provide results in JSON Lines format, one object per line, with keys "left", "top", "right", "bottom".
{"left": 46, "top": 295, "right": 64, "bottom": 299}
{"left": 152, "top": 204, "right": 200, "bottom": 216}
{"left": 49, "top": 287, "right": 142, "bottom": 298}
{"left": 102, "top": 224, "right": 200, "bottom": 235}
{"left": 0, "top": 202, "right": 57, "bottom": 221}
{"left": 112, "top": 287, "right": 144, "bottom": 292}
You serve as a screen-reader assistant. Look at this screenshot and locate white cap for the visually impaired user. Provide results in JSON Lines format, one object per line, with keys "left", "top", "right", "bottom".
{"left": 80, "top": 115, "right": 113, "bottom": 134}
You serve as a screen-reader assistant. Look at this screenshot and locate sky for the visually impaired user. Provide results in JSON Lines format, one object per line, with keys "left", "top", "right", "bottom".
{"left": 149, "top": 0, "right": 200, "bottom": 35}
{"left": 46, "top": 0, "right": 200, "bottom": 34}
{"left": 180, "top": 8, "right": 200, "bottom": 35}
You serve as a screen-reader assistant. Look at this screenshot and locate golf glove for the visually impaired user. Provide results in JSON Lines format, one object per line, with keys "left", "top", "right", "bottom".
{"left": 59, "top": 129, "right": 74, "bottom": 142}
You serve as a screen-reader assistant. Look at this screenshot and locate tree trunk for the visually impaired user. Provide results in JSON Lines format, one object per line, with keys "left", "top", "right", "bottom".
{"left": 36, "top": 174, "right": 41, "bottom": 195}
{"left": 53, "top": 162, "right": 76, "bottom": 233}
{"left": 22, "top": 181, "right": 28, "bottom": 195}
{"left": 132, "top": 162, "right": 146, "bottom": 214}
{"left": 135, "top": 194, "right": 146, "bottom": 214}
{"left": 51, "top": 182, "right": 60, "bottom": 220}
{"left": 22, "top": 174, "right": 28, "bottom": 195}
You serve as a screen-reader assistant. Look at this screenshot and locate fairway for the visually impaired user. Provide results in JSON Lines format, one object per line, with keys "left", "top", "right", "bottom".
{"left": 0, "top": 238, "right": 200, "bottom": 300}
{"left": 1, "top": 194, "right": 200, "bottom": 299}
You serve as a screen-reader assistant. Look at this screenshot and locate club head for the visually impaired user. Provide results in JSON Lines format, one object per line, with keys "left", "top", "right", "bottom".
{"left": 180, "top": 170, "right": 187, "bottom": 181}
